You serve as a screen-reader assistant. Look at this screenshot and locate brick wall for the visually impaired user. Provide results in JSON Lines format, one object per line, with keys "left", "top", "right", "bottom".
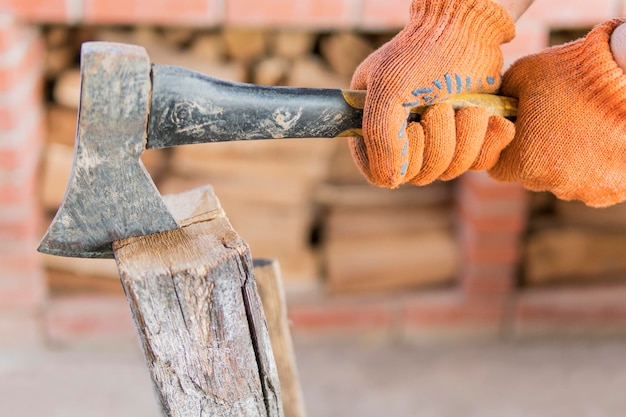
{"left": 0, "top": 0, "right": 624, "bottom": 346}
{"left": 0, "top": 15, "right": 45, "bottom": 347}
{"left": 2, "top": 0, "right": 624, "bottom": 29}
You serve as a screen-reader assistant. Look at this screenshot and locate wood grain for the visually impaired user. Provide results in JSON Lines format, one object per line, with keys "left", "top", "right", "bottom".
{"left": 254, "top": 259, "right": 307, "bottom": 417}
{"left": 113, "top": 186, "right": 283, "bottom": 417}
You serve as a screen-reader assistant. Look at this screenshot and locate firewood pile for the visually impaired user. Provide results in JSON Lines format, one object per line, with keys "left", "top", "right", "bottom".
{"left": 39, "top": 25, "right": 459, "bottom": 297}
{"left": 523, "top": 194, "right": 626, "bottom": 287}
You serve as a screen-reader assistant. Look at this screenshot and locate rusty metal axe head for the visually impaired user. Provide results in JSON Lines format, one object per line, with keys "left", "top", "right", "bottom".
{"left": 38, "top": 42, "right": 178, "bottom": 258}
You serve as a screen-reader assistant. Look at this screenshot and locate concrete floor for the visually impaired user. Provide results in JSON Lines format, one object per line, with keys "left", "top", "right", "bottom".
{"left": 1, "top": 337, "right": 626, "bottom": 417}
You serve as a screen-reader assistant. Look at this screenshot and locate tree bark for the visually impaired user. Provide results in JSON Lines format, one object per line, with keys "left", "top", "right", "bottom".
{"left": 113, "top": 186, "right": 283, "bottom": 417}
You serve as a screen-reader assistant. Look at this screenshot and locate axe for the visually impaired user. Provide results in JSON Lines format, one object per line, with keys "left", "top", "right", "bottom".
{"left": 38, "top": 41, "right": 518, "bottom": 259}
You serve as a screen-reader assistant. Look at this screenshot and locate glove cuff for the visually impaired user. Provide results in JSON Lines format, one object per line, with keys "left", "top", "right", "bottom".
{"left": 409, "top": 0, "right": 516, "bottom": 46}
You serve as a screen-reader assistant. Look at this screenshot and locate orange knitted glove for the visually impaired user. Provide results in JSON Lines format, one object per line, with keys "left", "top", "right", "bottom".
{"left": 490, "top": 20, "right": 626, "bottom": 207}
{"left": 350, "top": 0, "right": 516, "bottom": 188}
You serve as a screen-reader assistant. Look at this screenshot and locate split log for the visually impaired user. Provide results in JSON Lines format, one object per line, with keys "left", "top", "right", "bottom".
{"left": 315, "top": 183, "right": 451, "bottom": 208}
{"left": 157, "top": 177, "right": 320, "bottom": 290}
{"left": 45, "top": 26, "right": 71, "bottom": 48}
{"left": 40, "top": 143, "right": 73, "bottom": 210}
{"left": 113, "top": 186, "right": 283, "bottom": 417}
{"left": 171, "top": 146, "right": 331, "bottom": 186}
{"left": 286, "top": 56, "right": 350, "bottom": 89}
{"left": 254, "top": 259, "right": 307, "bottom": 417}
{"left": 253, "top": 57, "right": 291, "bottom": 86}
{"left": 555, "top": 200, "right": 626, "bottom": 230}
{"left": 270, "top": 31, "right": 316, "bottom": 59}
{"left": 189, "top": 33, "right": 227, "bottom": 62}
{"left": 45, "top": 45, "right": 75, "bottom": 78}
{"left": 46, "top": 269, "right": 124, "bottom": 296}
{"left": 41, "top": 252, "right": 119, "bottom": 280}
{"left": 525, "top": 227, "right": 626, "bottom": 286}
{"left": 47, "top": 105, "right": 77, "bottom": 146}
{"left": 162, "top": 27, "right": 195, "bottom": 48}
{"left": 325, "top": 205, "right": 453, "bottom": 240}
{"left": 52, "top": 68, "right": 81, "bottom": 108}
{"left": 325, "top": 140, "right": 367, "bottom": 185}
{"left": 318, "top": 32, "right": 374, "bottom": 78}
{"left": 222, "top": 28, "right": 269, "bottom": 63}
{"left": 324, "top": 229, "right": 458, "bottom": 294}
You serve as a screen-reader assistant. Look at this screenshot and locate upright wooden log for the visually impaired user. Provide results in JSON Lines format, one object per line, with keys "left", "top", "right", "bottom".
{"left": 254, "top": 259, "right": 307, "bottom": 417}
{"left": 113, "top": 186, "right": 283, "bottom": 417}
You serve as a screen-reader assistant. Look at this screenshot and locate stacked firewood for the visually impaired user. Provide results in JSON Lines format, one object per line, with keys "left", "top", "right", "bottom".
{"left": 523, "top": 194, "right": 626, "bottom": 287}
{"left": 39, "top": 25, "right": 460, "bottom": 296}
{"left": 316, "top": 139, "right": 459, "bottom": 294}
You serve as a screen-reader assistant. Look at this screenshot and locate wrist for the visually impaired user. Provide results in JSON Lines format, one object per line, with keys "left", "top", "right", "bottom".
{"left": 610, "top": 21, "right": 626, "bottom": 71}
{"left": 489, "top": 0, "right": 534, "bottom": 21}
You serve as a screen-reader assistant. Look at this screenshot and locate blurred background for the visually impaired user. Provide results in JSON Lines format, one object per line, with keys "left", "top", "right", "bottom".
{"left": 1, "top": 0, "right": 626, "bottom": 415}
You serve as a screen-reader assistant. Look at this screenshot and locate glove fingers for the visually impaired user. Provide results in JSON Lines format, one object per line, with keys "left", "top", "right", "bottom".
{"left": 470, "top": 116, "right": 515, "bottom": 171}
{"left": 360, "top": 99, "right": 414, "bottom": 187}
{"left": 403, "top": 122, "right": 425, "bottom": 181}
{"left": 348, "top": 136, "right": 373, "bottom": 180}
{"left": 439, "top": 106, "right": 490, "bottom": 181}
{"left": 408, "top": 103, "right": 456, "bottom": 186}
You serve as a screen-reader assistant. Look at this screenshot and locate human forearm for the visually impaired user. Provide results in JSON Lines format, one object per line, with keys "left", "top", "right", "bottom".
{"left": 610, "top": 21, "right": 626, "bottom": 70}
{"left": 490, "top": 0, "right": 534, "bottom": 20}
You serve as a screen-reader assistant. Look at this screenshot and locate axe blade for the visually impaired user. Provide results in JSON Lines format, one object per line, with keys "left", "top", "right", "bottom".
{"left": 38, "top": 42, "right": 178, "bottom": 258}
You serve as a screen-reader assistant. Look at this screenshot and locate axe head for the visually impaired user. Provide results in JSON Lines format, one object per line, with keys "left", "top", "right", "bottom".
{"left": 38, "top": 42, "right": 178, "bottom": 258}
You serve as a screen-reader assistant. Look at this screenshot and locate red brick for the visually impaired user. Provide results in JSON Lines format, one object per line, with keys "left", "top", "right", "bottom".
{"left": 225, "top": 0, "right": 358, "bottom": 28}
{"left": 460, "top": 222, "right": 521, "bottom": 252}
{"left": 0, "top": 16, "right": 34, "bottom": 53}
{"left": 0, "top": 105, "right": 44, "bottom": 146}
{"left": 0, "top": 0, "right": 70, "bottom": 23}
{"left": 459, "top": 220, "right": 521, "bottom": 250}
{"left": 460, "top": 172, "right": 527, "bottom": 202}
{"left": 457, "top": 188, "right": 526, "bottom": 216}
{"left": 0, "top": 117, "right": 45, "bottom": 205}
{"left": 461, "top": 212, "right": 527, "bottom": 233}
{"left": 0, "top": 170, "right": 39, "bottom": 207}
{"left": 0, "top": 310, "right": 42, "bottom": 347}
{"left": 514, "top": 284, "right": 626, "bottom": 337}
{"left": 463, "top": 243, "right": 519, "bottom": 264}
{"left": 460, "top": 272, "right": 515, "bottom": 298}
{"left": 83, "top": 0, "right": 222, "bottom": 25}
{"left": 0, "top": 76, "right": 44, "bottom": 131}
{"left": 360, "top": 0, "right": 411, "bottom": 30}
{"left": 524, "top": 0, "right": 619, "bottom": 28}
{"left": 458, "top": 180, "right": 528, "bottom": 233}
{"left": 0, "top": 31, "right": 44, "bottom": 93}
{"left": 44, "top": 294, "right": 137, "bottom": 346}
{"left": 0, "top": 256, "right": 46, "bottom": 310}
{"left": 0, "top": 201, "right": 41, "bottom": 239}
{"left": 400, "top": 292, "right": 504, "bottom": 342}
{"left": 288, "top": 298, "right": 394, "bottom": 331}
{"left": 402, "top": 293, "right": 502, "bottom": 325}
{"left": 461, "top": 262, "right": 517, "bottom": 280}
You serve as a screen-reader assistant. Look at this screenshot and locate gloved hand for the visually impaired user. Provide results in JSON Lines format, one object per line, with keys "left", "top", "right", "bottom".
{"left": 350, "top": 0, "right": 516, "bottom": 188}
{"left": 489, "top": 19, "right": 626, "bottom": 207}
